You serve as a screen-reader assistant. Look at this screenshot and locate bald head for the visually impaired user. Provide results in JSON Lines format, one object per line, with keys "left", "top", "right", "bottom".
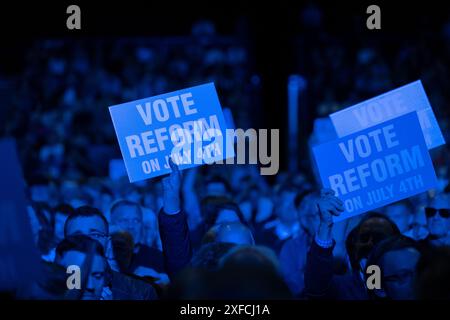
{"left": 215, "top": 223, "right": 255, "bottom": 245}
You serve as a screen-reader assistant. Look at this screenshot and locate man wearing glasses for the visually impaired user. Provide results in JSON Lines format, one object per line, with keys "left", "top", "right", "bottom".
{"left": 423, "top": 192, "right": 450, "bottom": 247}
{"left": 63, "top": 205, "right": 157, "bottom": 300}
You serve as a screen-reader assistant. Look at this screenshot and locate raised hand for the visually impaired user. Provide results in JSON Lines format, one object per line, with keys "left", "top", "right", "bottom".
{"left": 317, "top": 188, "right": 345, "bottom": 226}
{"left": 162, "top": 157, "right": 181, "bottom": 214}
{"left": 316, "top": 188, "right": 345, "bottom": 242}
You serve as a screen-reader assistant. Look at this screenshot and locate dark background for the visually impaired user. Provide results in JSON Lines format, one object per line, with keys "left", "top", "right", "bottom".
{"left": 0, "top": 0, "right": 449, "bottom": 174}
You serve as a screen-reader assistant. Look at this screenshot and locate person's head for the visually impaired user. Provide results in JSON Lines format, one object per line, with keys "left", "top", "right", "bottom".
{"left": 219, "top": 245, "right": 280, "bottom": 274}
{"left": 110, "top": 200, "right": 143, "bottom": 245}
{"left": 53, "top": 203, "right": 74, "bottom": 242}
{"left": 425, "top": 193, "right": 450, "bottom": 238}
{"left": 204, "top": 175, "right": 232, "bottom": 198}
{"left": 214, "top": 223, "right": 255, "bottom": 245}
{"left": 191, "top": 242, "right": 237, "bottom": 270}
{"left": 55, "top": 235, "right": 108, "bottom": 300}
{"left": 200, "top": 196, "right": 247, "bottom": 231}
{"left": 348, "top": 212, "right": 400, "bottom": 271}
{"left": 64, "top": 206, "right": 109, "bottom": 248}
{"left": 383, "top": 200, "right": 414, "bottom": 233}
{"left": 365, "top": 235, "right": 422, "bottom": 300}
{"left": 215, "top": 245, "right": 291, "bottom": 299}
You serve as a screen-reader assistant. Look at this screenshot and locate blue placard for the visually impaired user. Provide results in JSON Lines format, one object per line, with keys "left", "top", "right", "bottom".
{"left": 313, "top": 112, "right": 438, "bottom": 222}
{"left": 109, "top": 83, "right": 234, "bottom": 182}
{"left": 330, "top": 80, "right": 445, "bottom": 150}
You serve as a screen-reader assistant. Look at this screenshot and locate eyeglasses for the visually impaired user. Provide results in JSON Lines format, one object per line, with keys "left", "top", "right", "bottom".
{"left": 88, "top": 231, "right": 108, "bottom": 240}
{"left": 425, "top": 207, "right": 450, "bottom": 219}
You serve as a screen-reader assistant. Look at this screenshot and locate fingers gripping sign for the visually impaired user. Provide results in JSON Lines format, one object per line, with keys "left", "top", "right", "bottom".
{"left": 317, "top": 188, "right": 345, "bottom": 227}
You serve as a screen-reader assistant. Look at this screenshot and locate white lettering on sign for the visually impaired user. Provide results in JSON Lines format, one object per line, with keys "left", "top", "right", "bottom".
{"left": 136, "top": 93, "right": 198, "bottom": 126}
{"left": 351, "top": 94, "right": 407, "bottom": 127}
{"left": 338, "top": 125, "right": 399, "bottom": 163}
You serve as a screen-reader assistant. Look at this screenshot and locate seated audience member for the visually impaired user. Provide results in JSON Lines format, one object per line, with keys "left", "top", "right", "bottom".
{"left": 213, "top": 245, "right": 292, "bottom": 299}
{"left": 422, "top": 193, "right": 450, "bottom": 247}
{"left": 383, "top": 200, "right": 414, "bottom": 234}
{"left": 63, "top": 205, "right": 158, "bottom": 300}
{"left": 255, "top": 185, "right": 300, "bottom": 253}
{"left": 55, "top": 235, "right": 109, "bottom": 300}
{"left": 304, "top": 189, "right": 400, "bottom": 300}
{"left": 416, "top": 246, "right": 450, "bottom": 299}
{"left": 191, "top": 196, "right": 248, "bottom": 248}
{"left": 110, "top": 200, "right": 166, "bottom": 276}
{"left": 364, "top": 235, "right": 424, "bottom": 300}
{"left": 278, "top": 191, "right": 320, "bottom": 296}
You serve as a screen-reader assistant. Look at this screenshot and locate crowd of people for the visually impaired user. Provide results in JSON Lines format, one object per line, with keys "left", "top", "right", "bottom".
{"left": 2, "top": 13, "right": 450, "bottom": 300}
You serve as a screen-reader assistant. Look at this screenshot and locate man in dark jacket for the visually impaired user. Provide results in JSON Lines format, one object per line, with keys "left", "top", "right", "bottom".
{"left": 304, "top": 188, "right": 400, "bottom": 300}
{"left": 60, "top": 159, "right": 191, "bottom": 299}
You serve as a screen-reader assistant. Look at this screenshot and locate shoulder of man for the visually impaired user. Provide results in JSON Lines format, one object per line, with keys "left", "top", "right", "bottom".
{"left": 111, "top": 271, "right": 158, "bottom": 300}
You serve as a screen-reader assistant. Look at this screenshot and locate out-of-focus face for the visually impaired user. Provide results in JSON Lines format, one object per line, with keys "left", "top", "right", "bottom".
{"left": 354, "top": 217, "right": 396, "bottom": 264}
{"left": 298, "top": 195, "right": 320, "bottom": 236}
{"left": 58, "top": 250, "right": 106, "bottom": 300}
{"left": 111, "top": 205, "right": 143, "bottom": 245}
{"left": 54, "top": 212, "right": 69, "bottom": 242}
{"left": 206, "top": 182, "right": 228, "bottom": 197}
{"left": 384, "top": 204, "right": 411, "bottom": 233}
{"left": 215, "top": 209, "right": 240, "bottom": 225}
{"left": 426, "top": 196, "right": 450, "bottom": 238}
{"left": 277, "top": 191, "right": 297, "bottom": 224}
{"left": 380, "top": 248, "right": 421, "bottom": 300}
{"left": 65, "top": 216, "right": 109, "bottom": 248}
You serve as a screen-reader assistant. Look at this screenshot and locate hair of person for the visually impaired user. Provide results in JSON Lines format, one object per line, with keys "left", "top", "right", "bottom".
{"left": 200, "top": 196, "right": 248, "bottom": 230}
{"left": 218, "top": 245, "right": 280, "bottom": 274}
{"left": 53, "top": 203, "right": 75, "bottom": 217}
{"left": 355, "top": 211, "right": 401, "bottom": 235}
{"left": 191, "top": 242, "right": 237, "bottom": 270}
{"left": 55, "top": 234, "right": 105, "bottom": 259}
{"left": 364, "top": 234, "right": 423, "bottom": 299}
{"left": 365, "top": 235, "right": 422, "bottom": 275}
{"left": 345, "top": 211, "right": 401, "bottom": 271}
{"left": 110, "top": 199, "right": 143, "bottom": 218}
{"left": 63, "top": 205, "right": 109, "bottom": 237}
